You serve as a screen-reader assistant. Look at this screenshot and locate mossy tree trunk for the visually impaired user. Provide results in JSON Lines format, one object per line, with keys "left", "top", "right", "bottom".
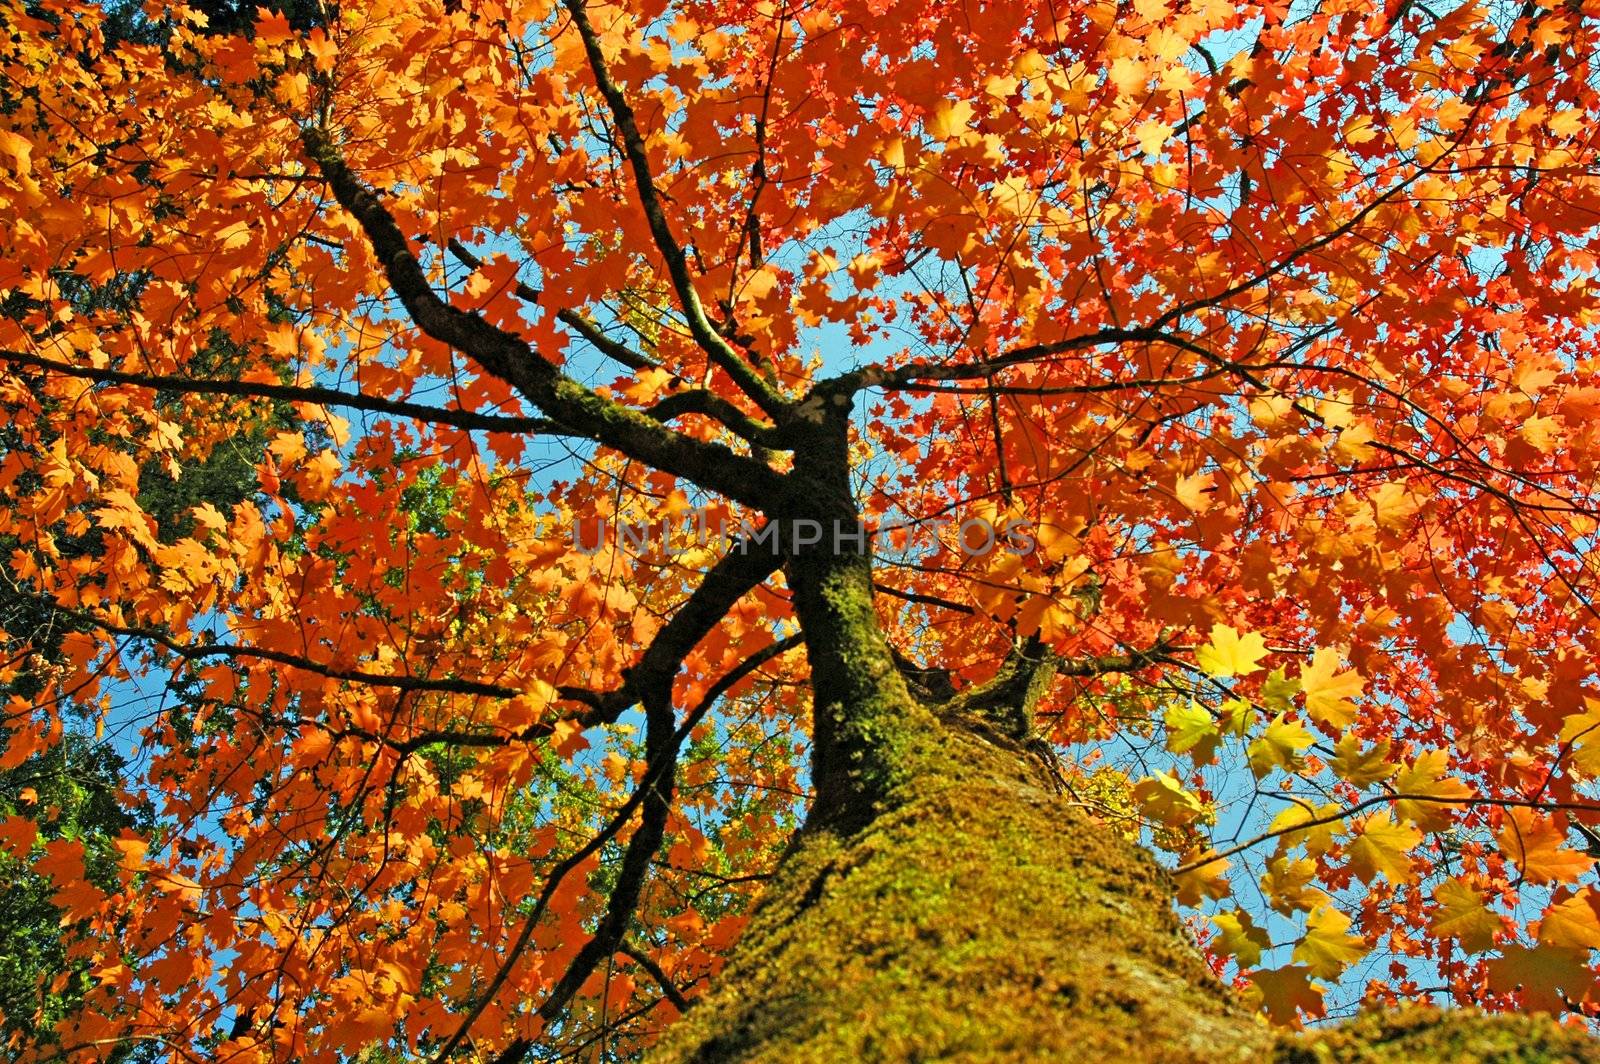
{"left": 647, "top": 410, "right": 1600, "bottom": 1063}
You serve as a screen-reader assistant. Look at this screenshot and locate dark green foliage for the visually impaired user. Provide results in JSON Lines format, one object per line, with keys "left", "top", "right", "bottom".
{"left": 0, "top": 735, "right": 153, "bottom": 1060}
{"left": 97, "top": 0, "right": 333, "bottom": 45}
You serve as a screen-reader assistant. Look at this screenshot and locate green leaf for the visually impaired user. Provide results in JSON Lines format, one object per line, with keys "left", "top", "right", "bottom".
{"left": 1165, "top": 700, "right": 1219, "bottom": 763}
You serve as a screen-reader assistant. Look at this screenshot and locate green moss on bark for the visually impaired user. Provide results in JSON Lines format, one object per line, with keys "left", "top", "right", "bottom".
{"left": 647, "top": 722, "right": 1265, "bottom": 1063}
{"left": 647, "top": 718, "right": 1600, "bottom": 1063}
{"left": 1277, "top": 1007, "right": 1600, "bottom": 1063}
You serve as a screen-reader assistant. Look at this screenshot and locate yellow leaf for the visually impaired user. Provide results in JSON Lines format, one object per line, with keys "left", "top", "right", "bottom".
{"left": 1260, "top": 668, "right": 1301, "bottom": 711}
{"left": 1248, "top": 965, "right": 1325, "bottom": 1027}
{"left": 1558, "top": 698, "right": 1600, "bottom": 777}
{"left": 1134, "top": 119, "right": 1174, "bottom": 155}
{"left": 1298, "top": 648, "right": 1363, "bottom": 729}
{"left": 1334, "top": 420, "right": 1376, "bottom": 462}
{"left": 1392, "top": 749, "right": 1471, "bottom": 830}
{"left": 1262, "top": 855, "right": 1324, "bottom": 916}
{"left": 1499, "top": 809, "right": 1595, "bottom": 885}
{"left": 1165, "top": 700, "right": 1219, "bottom": 763}
{"left": 1330, "top": 734, "right": 1398, "bottom": 788}
{"left": 1175, "top": 850, "right": 1230, "bottom": 907}
{"left": 1293, "top": 905, "right": 1366, "bottom": 979}
{"left": 1343, "top": 114, "right": 1381, "bottom": 145}
{"left": 1196, "top": 624, "right": 1269, "bottom": 678}
{"left": 1537, "top": 894, "right": 1600, "bottom": 951}
{"left": 1369, "top": 480, "right": 1420, "bottom": 531}
{"left": 1247, "top": 714, "right": 1313, "bottom": 778}
{"left": 1347, "top": 810, "right": 1421, "bottom": 884}
{"left": 926, "top": 99, "right": 974, "bottom": 140}
{"left": 1174, "top": 470, "right": 1215, "bottom": 512}
{"left": 1549, "top": 108, "right": 1584, "bottom": 138}
{"left": 1520, "top": 415, "right": 1562, "bottom": 454}
{"left": 1108, "top": 56, "right": 1149, "bottom": 97}
{"left": 1267, "top": 802, "right": 1342, "bottom": 858}
{"left": 1213, "top": 909, "right": 1272, "bottom": 968}
{"left": 1430, "top": 878, "right": 1500, "bottom": 953}
{"left": 1220, "top": 698, "right": 1254, "bottom": 737}
{"left": 880, "top": 136, "right": 906, "bottom": 169}
{"left": 1133, "top": 771, "right": 1205, "bottom": 826}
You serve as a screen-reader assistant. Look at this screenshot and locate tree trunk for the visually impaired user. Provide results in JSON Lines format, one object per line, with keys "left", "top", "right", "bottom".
{"left": 647, "top": 418, "right": 1600, "bottom": 1062}
{"left": 647, "top": 709, "right": 1600, "bottom": 1062}
{"left": 648, "top": 709, "right": 1263, "bottom": 1062}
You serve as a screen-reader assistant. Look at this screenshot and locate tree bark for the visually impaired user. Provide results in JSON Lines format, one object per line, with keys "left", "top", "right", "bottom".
{"left": 647, "top": 706, "right": 1600, "bottom": 1062}
{"left": 648, "top": 710, "right": 1265, "bottom": 1062}
{"left": 646, "top": 408, "right": 1598, "bottom": 1062}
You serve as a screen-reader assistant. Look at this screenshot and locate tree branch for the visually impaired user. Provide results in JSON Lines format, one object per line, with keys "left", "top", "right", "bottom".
{"left": 0, "top": 349, "right": 561, "bottom": 436}
{"left": 558, "top": 0, "right": 792, "bottom": 421}
{"left": 301, "top": 129, "right": 793, "bottom": 511}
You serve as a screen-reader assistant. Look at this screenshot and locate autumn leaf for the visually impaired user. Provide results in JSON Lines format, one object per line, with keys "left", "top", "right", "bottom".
{"left": 1297, "top": 648, "right": 1363, "bottom": 729}
{"left": 1266, "top": 802, "right": 1342, "bottom": 858}
{"left": 1248, "top": 965, "right": 1326, "bottom": 1027}
{"left": 1346, "top": 811, "right": 1421, "bottom": 885}
{"left": 1558, "top": 699, "right": 1600, "bottom": 777}
{"left": 1499, "top": 809, "right": 1596, "bottom": 885}
{"left": 1330, "top": 735, "right": 1398, "bottom": 788}
{"left": 1213, "top": 908, "right": 1272, "bottom": 968}
{"left": 1247, "top": 714, "right": 1314, "bottom": 778}
{"left": 1196, "top": 625, "right": 1270, "bottom": 678}
{"left": 1262, "top": 856, "right": 1324, "bottom": 916}
{"left": 1133, "top": 771, "right": 1206, "bottom": 826}
{"left": 1430, "top": 878, "right": 1501, "bottom": 953}
{"left": 1486, "top": 945, "right": 1595, "bottom": 1013}
{"left": 1293, "top": 905, "right": 1366, "bottom": 979}
{"left": 1175, "top": 470, "right": 1215, "bottom": 512}
{"left": 1175, "top": 850, "right": 1231, "bottom": 907}
{"left": 1165, "top": 700, "right": 1219, "bottom": 763}
{"left": 1392, "top": 749, "right": 1471, "bottom": 831}
{"left": 1536, "top": 893, "right": 1600, "bottom": 951}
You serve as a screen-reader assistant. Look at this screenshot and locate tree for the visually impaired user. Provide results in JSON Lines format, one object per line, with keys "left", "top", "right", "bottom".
{"left": 3, "top": 0, "right": 1600, "bottom": 1058}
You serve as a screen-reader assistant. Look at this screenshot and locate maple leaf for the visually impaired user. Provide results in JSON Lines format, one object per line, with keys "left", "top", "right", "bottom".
{"left": 1259, "top": 668, "right": 1301, "bottom": 711}
{"left": 1346, "top": 810, "right": 1421, "bottom": 885}
{"left": 1196, "top": 625, "right": 1270, "bottom": 678}
{"left": 1536, "top": 894, "right": 1600, "bottom": 951}
{"left": 1391, "top": 749, "right": 1471, "bottom": 831}
{"left": 1174, "top": 470, "right": 1215, "bottom": 512}
{"left": 1430, "top": 878, "right": 1502, "bottom": 953}
{"left": 1262, "top": 856, "right": 1324, "bottom": 916}
{"left": 1213, "top": 909, "right": 1272, "bottom": 968}
{"left": 1558, "top": 699, "right": 1600, "bottom": 777}
{"left": 1499, "top": 809, "right": 1595, "bottom": 885}
{"left": 1164, "top": 700, "right": 1219, "bottom": 763}
{"left": 1219, "top": 698, "right": 1255, "bottom": 737}
{"left": 95, "top": 490, "right": 160, "bottom": 553}
{"left": 1330, "top": 735, "right": 1398, "bottom": 788}
{"left": 1175, "top": 850, "right": 1231, "bottom": 907}
{"left": 1293, "top": 904, "right": 1367, "bottom": 979}
{"left": 0, "top": 816, "right": 38, "bottom": 859}
{"left": 1247, "top": 714, "right": 1314, "bottom": 778}
{"left": 1248, "top": 965, "right": 1325, "bottom": 1027}
{"left": 1267, "top": 802, "right": 1342, "bottom": 858}
{"left": 1297, "top": 648, "right": 1364, "bottom": 729}
{"left": 1133, "top": 771, "right": 1206, "bottom": 826}
{"left": 1487, "top": 945, "right": 1595, "bottom": 1014}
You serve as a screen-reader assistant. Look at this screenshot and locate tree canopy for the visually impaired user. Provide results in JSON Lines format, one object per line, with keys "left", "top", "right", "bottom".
{"left": 3, "top": 0, "right": 1600, "bottom": 1058}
